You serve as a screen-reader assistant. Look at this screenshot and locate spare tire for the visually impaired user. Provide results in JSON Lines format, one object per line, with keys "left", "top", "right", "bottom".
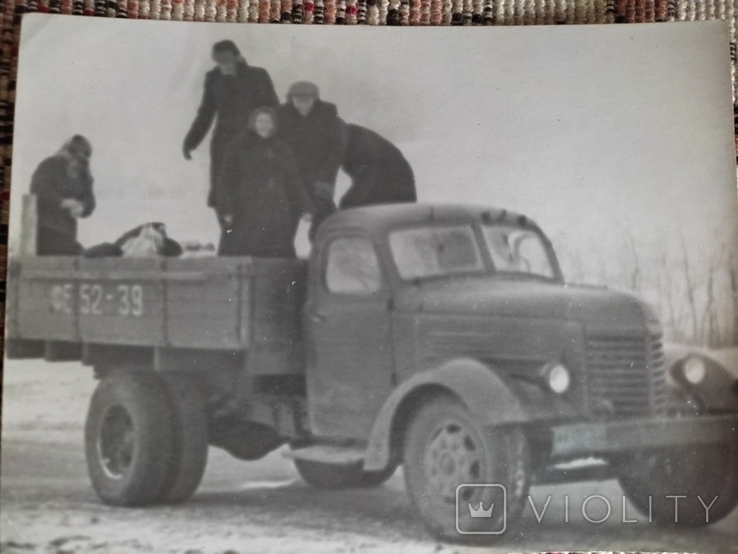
{"left": 294, "top": 459, "right": 361, "bottom": 488}
{"left": 85, "top": 371, "right": 173, "bottom": 506}
{"left": 294, "top": 458, "right": 398, "bottom": 489}
{"left": 358, "top": 463, "right": 398, "bottom": 488}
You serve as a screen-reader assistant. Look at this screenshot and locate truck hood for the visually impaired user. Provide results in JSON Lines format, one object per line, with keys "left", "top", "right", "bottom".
{"left": 395, "top": 277, "right": 655, "bottom": 334}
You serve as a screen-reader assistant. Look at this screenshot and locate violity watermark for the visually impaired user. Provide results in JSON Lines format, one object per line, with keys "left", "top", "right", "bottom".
{"left": 455, "top": 484, "right": 720, "bottom": 535}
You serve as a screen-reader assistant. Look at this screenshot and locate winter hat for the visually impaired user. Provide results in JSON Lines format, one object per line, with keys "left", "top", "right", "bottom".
{"left": 287, "top": 81, "right": 320, "bottom": 98}
{"left": 212, "top": 40, "right": 240, "bottom": 57}
{"left": 59, "top": 135, "right": 92, "bottom": 159}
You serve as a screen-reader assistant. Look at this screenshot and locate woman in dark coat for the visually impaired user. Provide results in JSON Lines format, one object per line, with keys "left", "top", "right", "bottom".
{"left": 215, "top": 107, "right": 313, "bottom": 258}
{"left": 339, "top": 124, "right": 416, "bottom": 210}
{"left": 30, "top": 135, "right": 96, "bottom": 255}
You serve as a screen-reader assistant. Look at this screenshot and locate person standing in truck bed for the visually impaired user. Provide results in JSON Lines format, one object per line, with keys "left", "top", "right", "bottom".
{"left": 276, "top": 81, "right": 346, "bottom": 239}
{"left": 339, "top": 124, "right": 416, "bottom": 210}
{"left": 182, "top": 40, "right": 279, "bottom": 230}
{"left": 215, "top": 107, "right": 313, "bottom": 258}
{"left": 30, "top": 135, "right": 96, "bottom": 256}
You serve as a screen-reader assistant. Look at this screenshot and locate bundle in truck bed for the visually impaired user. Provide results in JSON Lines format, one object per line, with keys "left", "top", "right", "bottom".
{"left": 5, "top": 256, "right": 308, "bottom": 376}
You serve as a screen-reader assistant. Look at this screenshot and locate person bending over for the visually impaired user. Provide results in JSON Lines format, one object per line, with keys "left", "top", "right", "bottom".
{"left": 339, "top": 124, "right": 416, "bottom": 210}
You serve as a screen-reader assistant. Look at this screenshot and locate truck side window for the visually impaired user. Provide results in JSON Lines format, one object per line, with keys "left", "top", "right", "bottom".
{"left": 482, "top": 225, "right": 555, "bottom": 278}
{"left": 325, "top": 237, "right": 382, "bottom": 295}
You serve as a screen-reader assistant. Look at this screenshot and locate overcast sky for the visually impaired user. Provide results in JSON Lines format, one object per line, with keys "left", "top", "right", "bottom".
{"left": 10, "top": 16, "right": 737, "bottom": 282}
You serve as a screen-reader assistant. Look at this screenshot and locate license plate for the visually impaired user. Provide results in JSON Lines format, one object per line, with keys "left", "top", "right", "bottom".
{"left": 554, "top": 424, "right": 607, "bottom": 452}
{"left": 78, "top": 282, "right": 147, "bottom": 317}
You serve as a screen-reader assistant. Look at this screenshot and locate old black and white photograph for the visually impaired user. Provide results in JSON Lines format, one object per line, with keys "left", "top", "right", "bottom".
{"left": 2, "top": 14, "right": 738, "bottom": 553}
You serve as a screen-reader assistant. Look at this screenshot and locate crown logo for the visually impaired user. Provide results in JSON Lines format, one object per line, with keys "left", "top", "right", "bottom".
{"left": 468, "top": 501, "right": 494, "bottom": 518}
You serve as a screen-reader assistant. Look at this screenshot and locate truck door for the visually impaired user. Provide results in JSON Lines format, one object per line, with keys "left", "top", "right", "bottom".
{"left": 305, "top": 233, "right": 395, "bottom": 440}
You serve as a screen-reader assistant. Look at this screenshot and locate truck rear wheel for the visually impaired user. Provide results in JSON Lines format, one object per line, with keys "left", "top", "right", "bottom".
{"left": 617, "top": 440, "right": 738, "bottom": 526}
{"left": 403, "top": 398, "right": 530, "bottom": 540}
{"left": 294, "top": 459, "right": 397, "bottom": 488}
{"left": 158, "top": 374, "right": 209, "bottom": 504}
{"left": 85, "top": 371, "right": 173, "bottom": 506}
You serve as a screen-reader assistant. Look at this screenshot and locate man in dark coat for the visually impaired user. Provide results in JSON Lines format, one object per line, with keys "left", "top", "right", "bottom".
{"left": 30, "top": 135, "right": 96, "bottom": 255}
{"left": 276, "top": 81, "right": 346, "bottom": 239}
{"left": 183, "top": 40, "right": 279, "bottom": 223}
{"left": 339, "top": 124, "right": 416, "bottom": 210}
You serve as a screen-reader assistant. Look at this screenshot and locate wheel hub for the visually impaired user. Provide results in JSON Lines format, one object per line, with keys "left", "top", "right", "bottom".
{"left": 98, "top": 405, "right": 134, "bottom": 480}
{"left": 439, "top": 453, "right": 455, "bottom": 475}
{"left": 424, "top": 422, "right": 483, "bottom": 502}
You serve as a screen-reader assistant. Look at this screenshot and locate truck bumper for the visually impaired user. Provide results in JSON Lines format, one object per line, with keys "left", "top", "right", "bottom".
{"left": 550, "top": 413, "right": 738, "bottom": 459}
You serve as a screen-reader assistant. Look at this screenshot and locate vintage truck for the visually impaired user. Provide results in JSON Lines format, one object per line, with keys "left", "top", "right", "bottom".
{"left": 5, "top": 202, "right": 738, "bottom": 539}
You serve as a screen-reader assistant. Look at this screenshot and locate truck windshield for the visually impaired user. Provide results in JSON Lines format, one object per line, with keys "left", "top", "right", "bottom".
{"left": 389, "top": 225, "right": 485, "bottom": 280}
{"left": 481, "top": 225, "right": 555, "bottom": 278}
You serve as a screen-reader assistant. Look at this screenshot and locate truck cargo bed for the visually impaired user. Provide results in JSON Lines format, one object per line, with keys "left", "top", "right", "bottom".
{"left": 5, "top": 256, "right": 308, "bottom": 374}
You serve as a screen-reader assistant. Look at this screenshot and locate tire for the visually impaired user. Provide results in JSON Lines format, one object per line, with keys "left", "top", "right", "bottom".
{"left": 617, "top": 439, "right": 738, "bottom": 526}
{"left": 403, "top": 398, "right": 530, "bottom": 541}
{"left": 85, "top": 371, "right": 173, "bottom": 506}
{"left": 294, "top": 459, "right": 397, "bottom": 489}
{"left": 157, "top": 374, "right": 209, "bottom": 504}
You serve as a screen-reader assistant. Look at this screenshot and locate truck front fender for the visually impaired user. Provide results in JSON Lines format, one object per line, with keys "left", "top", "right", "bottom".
{"left": 363, "top": 358, "right": 530, "bottom": 471}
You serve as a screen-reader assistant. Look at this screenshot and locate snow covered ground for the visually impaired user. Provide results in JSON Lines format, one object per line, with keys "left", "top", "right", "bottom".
{"left": 1, "top": 357, "right": 737, "bottom": 554}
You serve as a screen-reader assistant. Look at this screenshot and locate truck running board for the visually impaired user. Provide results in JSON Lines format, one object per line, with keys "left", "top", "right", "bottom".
{"left": 534, "top": 458, "right": 614, "bottom": 485}
{"left": 284, "top": 445, "right": 366, "bottom": 466}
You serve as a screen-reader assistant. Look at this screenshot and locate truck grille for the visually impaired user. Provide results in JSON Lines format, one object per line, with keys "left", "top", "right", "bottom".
{"left": 585, "top": 333, "right": 667, "bottom": 418}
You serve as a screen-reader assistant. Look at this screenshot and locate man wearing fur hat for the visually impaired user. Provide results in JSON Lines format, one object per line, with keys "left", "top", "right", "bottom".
{"left": 183, "top": 40, "right": 279, "bottom": 227}
{"left": 277, "top": 81, "right": 346, "bottom": 239}
{"left": 30, "top": 135, "right": 96, "bottom": 255}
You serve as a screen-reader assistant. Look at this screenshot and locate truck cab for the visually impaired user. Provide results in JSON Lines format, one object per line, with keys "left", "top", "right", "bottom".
{"left": 305, "top": 204, "right": 660, "bottom": 442}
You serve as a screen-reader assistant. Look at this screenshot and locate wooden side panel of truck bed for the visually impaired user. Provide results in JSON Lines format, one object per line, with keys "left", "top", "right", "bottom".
{"left": 6, "top": 256, "right": 308, "bottom": 371}
{"left": 165, "top": 257, "right": 249, "bottom": 349}
{"left": 15, "top": 257, "right": 79, "bottom": 341}
{"left": 77, "top": 257, "right": 168, "bottom": 345}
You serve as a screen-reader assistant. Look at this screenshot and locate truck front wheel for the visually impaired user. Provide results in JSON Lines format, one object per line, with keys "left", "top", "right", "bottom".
{"left": 616, "top": 440, "right": 738, "bottom": 526}
{"left": 85, "top": 371, "right": 173, "bottom": 506}
{"left": 403, "top": 398, "right": 530, "bottom": 540}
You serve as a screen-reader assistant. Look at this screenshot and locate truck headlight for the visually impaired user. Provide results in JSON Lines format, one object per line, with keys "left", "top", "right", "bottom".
{"left": 545, "top": 363, "right": 571, "bottom": 394}
{"left": 682, "top": 356, "right": 706, "bottom": 385}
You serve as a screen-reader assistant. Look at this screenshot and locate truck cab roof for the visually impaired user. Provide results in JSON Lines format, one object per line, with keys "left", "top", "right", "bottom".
{"left": 316, "top": 203, "right": 542, "bottom": 242}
